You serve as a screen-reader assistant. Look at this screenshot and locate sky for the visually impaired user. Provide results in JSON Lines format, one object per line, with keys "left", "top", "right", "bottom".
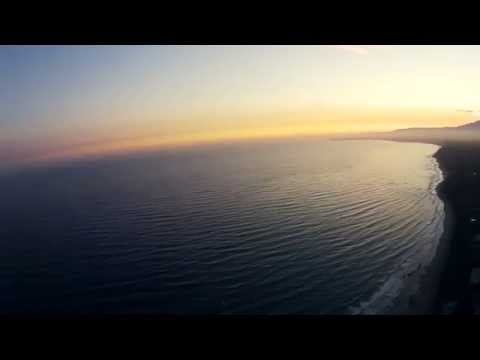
{"left": 2, "top": 45, "right": 480, "bottom": 169}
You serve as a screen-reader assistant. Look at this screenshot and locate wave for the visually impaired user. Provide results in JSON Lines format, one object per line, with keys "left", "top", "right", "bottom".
{"left": 349, "top": 152, "right": 445, "bottom": 314}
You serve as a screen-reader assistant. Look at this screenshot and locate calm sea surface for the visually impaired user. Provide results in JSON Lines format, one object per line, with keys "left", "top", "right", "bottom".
{"left": 0, "top": 139, "right": 444, "bottom": 314}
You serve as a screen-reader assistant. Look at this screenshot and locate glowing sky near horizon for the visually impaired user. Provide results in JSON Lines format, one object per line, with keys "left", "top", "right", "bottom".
{"left": 2, "top": 45, "right": 480, "bottom": 168}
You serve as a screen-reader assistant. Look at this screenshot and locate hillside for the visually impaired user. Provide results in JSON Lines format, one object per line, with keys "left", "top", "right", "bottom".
{"left": 335, "top": 120, "right": 480, "bottom": 145}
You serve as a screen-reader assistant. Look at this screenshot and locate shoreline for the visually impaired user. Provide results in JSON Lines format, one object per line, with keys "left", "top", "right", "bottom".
{"left": 385, "top": 141, "right": 479, "bottom": 314}
{"left": 386, "top": 147, "right": 454, "bottom": 314}
{"left": 349, "top": 143, "right": 454, "bottom": 315}
{"left": 430, "top": 148, "right": 457, "bottom": 314}
{"left": 339, "top": 138, "right": 480, "bottom": 314}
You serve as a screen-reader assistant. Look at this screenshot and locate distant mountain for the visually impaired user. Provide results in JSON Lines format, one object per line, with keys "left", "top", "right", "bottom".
{"left": 335, "top": 120, "right": 480, "bottom": 145}
{"left": 392, "top": 120, "right": 480, "bottom": 133}
{"left": 456, "top": 120, "right": 480, "bottom": 130}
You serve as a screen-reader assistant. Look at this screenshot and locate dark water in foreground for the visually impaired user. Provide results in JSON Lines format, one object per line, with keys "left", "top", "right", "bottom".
{"left": 0, "top": 139, "right": 444, "bottom": 314}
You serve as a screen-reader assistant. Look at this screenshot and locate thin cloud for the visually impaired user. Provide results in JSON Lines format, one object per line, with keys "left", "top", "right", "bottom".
{"left": 328, "top": 45, "right": 369, "bottom": 55}
{"left": 456, "top": 109, "right": 475, "bottom": 113}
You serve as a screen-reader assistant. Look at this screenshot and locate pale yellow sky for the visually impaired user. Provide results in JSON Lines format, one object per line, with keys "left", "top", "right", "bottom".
{"left": 3, "top": 45, "right": 480, "bottom": 166}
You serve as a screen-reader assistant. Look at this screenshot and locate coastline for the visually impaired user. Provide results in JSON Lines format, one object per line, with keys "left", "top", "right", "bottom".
{"left": 338, "top": 137, "right": 480, "bottom": 314}
{"left": 430, "top": 148, "right": 457, "bottom": 314}
{"left": 386, "top": 147, "right": 454, "bottom": 314}
{"left": 389, "top": 142, "right": 480, "bottom": 314}
{"left": 348, "top": 143, "right": 454, "bottom": 315}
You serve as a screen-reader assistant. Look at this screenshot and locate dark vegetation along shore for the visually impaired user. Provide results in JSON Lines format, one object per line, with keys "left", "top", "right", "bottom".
{"left": 433, "top": 143, "right": 480, "bottom": 314}
{"left": 338, "top": 120, "right": 480, "bottom": 314}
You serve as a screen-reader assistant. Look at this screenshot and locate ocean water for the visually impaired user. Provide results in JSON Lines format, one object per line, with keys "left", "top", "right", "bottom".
{"left": 0, "top": 139, "right": 444, "bottom": 314}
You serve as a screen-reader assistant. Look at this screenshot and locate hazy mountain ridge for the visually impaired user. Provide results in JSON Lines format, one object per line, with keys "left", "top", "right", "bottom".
{"left": 455, "top": 120, "right": 480, "bottom": 130}
{"left": 393, "top": 120, "right": 480, "bottom": 133}
{"left": 336, "top": 120, "right": 480, "bottom": 145}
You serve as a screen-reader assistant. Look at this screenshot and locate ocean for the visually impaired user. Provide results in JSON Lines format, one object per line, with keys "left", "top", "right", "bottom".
{"left": 0, "top": 139, "right": 445, "bottom": 314}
